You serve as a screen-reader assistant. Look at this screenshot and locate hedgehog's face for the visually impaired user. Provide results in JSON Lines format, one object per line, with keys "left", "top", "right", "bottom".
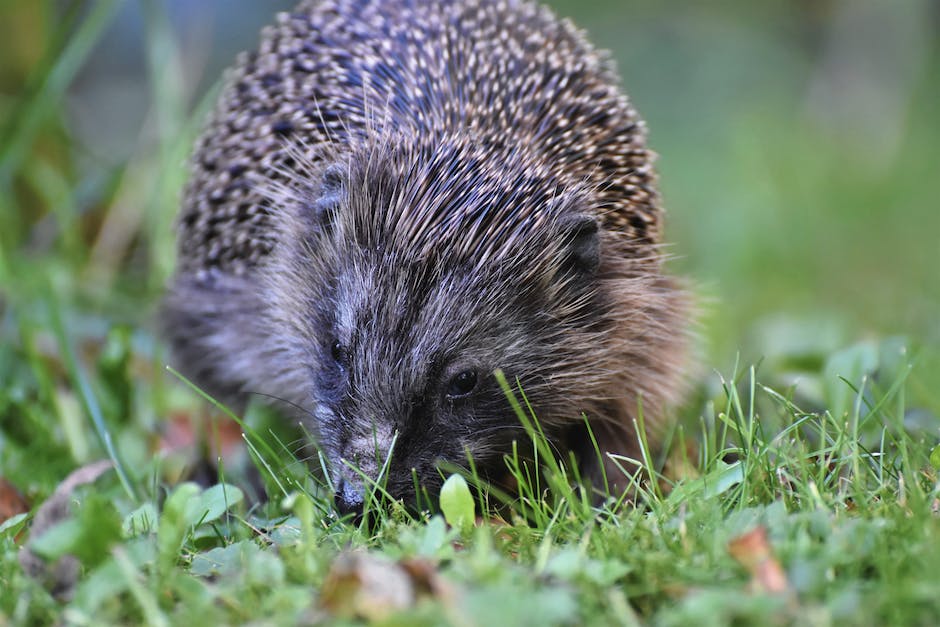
{"left": 269, "top": 145, "right": 608, "bottom": 515}
{"left": 308, "top": 246, "right": 605, "bottom": 515}
{"left": 309, "top": 256, "right": 527, "bottom": 514}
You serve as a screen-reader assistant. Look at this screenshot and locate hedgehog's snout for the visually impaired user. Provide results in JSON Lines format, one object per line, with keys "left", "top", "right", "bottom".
{"left": 329, "top": 417, "right": 399, "bottom": 514}
{"left": 333, "top": 475, "right": 365, "bottom": 519}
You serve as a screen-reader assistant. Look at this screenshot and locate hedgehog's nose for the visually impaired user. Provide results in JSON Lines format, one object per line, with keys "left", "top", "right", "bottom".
{"left": 334, "top": 478, "right": 365, "bottom": 520}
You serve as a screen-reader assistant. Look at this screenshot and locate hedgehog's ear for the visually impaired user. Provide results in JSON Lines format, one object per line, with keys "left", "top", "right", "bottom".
{"left": 297, "top": 163, "right": 346, "bottom": 235}
{"left": 555, "top": 214, "right": 601, "bottom": 282}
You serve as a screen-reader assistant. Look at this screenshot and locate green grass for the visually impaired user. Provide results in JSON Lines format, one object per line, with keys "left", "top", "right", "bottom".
{"left": 2, "top": 1, "right": 939, "bottom": 625}
{"left": 3, "top": 326, "right": 938, "bottom": 624}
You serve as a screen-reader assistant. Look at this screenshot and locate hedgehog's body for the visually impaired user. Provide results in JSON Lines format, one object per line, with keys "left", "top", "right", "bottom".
{"left": 165, "top": 0, "right": 687, "bottom": 511}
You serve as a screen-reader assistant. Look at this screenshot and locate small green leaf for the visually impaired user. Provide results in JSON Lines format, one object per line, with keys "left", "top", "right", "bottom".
{"left": 29, "top": 518, "right": 84, "bottom": 560}
{"left": 417, "top": 515, "right": 449, "bottom": 556}
{"left": 190, "top": 540, "right": 253, "bottom": 578}
{"left": 668, "top": 460, "right": 744, "bottom": 503}
{"left": 192, "top": 483, "right": 244, "bottom": 525}
{"left": 70, "top": 538, "right": 155, "bottom": 615}
{"left": 157, "top": 482, "right": 201, "bottom": 573}
{"left": 704, "top": 461, "right": 745, "bottom": 498}
{"left": 439, "top": 474, "right": 474, "bottom": 534}
{"left": 930, "top": 443, "right": 940, "bottom": 470}
{"left": 0, "top": 512, "right": 28, "bottom": 537}
{"left": 122, "top": 503, "right": 159, "bottom": 537}
{"left": 28, "top": 493, "right": 122, "bottom": 568}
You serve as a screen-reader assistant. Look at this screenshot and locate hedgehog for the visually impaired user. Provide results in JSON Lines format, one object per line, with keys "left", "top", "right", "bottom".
{"left": 163, "top": 0, "right": 688, "bottom": 514}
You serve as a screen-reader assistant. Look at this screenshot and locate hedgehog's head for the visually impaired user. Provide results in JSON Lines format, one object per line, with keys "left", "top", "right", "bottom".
{"left": 260, "top": 134, "right": 671, "bottom": 514}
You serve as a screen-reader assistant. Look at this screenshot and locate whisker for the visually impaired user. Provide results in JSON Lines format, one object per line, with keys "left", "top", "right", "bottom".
{"left": 247, "top": 390, "right": 317, "bottom": 420}
{"left": 469, "top": 424, "right": 528, "bottom": 439}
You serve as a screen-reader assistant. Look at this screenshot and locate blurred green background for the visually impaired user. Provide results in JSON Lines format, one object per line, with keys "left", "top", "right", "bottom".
{"left": 1, "top": 0, "right": 938, "bottom": 387}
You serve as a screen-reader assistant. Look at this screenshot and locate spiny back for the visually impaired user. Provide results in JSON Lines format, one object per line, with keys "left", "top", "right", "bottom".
{"left": 177, "top": 0, "right": 662, "bottom": 277}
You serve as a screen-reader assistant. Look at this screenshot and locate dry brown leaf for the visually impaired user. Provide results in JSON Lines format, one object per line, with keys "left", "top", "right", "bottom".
{"left": 400, "top": 557, "right": 455, "bottom": 601}
{"left": 727, "top": 525, "right": 790, "bottom": 594}
{"left": 0, "top": 477, "right": 29, "bottom": 525}
{"left": 320, "top": 552, "right": 455, "bottom": 620}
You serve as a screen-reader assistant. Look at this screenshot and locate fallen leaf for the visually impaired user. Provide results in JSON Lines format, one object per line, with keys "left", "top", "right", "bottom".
{"left": 0, "top": 477, "right": 29, "bottom": 524}
{"left": 320, "top": 552, "right": 455, "bottom": 620}
{"left": 18, "top": 460, "right": 114, "bottom": 600}
{"left": 400, "top": 557, "right": 455, "bottom": 601}
{"left": 727, "top": 525, "right": 790, "bottom": 594}
{"left": 320, "top": 552, "right": 414, "bottom": 620}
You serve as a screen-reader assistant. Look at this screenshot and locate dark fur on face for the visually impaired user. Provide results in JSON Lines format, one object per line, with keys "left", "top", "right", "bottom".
{"left": 163, "top": 0, "right": 689, "bottom": 512}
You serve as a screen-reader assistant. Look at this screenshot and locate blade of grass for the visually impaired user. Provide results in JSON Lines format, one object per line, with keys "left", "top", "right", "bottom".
{"left": 44, "top": 280, "right": 136, "bottom": 500}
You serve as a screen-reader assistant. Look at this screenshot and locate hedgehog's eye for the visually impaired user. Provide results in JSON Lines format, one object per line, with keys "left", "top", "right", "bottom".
{"left": 446, "top": 370, "right": 478, "bottom": 398}
{"left": 330, "top": 340, "right": 346, "bottom": 364}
